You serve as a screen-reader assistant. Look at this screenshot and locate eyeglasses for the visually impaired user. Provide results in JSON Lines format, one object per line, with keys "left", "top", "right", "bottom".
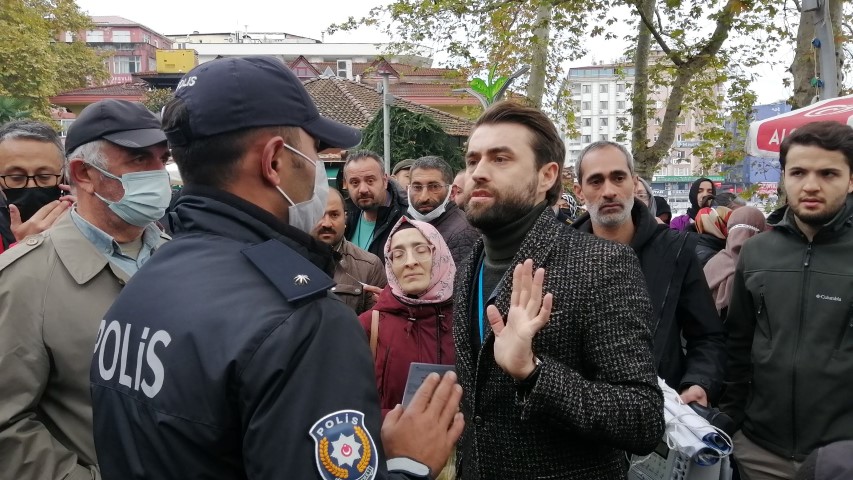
{"left": 386, "top": 243, "right": 434, "bottom": 265}
{"left": 0, "top": 174, "right": 62, "bottom": 189}
{"left": 409, "top": 183, "right": 447, "bottom": 194}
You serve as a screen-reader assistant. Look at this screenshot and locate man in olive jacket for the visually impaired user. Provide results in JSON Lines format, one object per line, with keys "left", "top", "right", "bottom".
{"left": 0, "top": 100, "right": 171, "bottom": 480}
{"left": 721, "top": 121, "right": 853, "bottom": 480}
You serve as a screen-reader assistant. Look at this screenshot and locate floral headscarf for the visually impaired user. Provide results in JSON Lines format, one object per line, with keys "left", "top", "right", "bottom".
{"left": 384, "top": 217, "right": 456, "bottom": 305}
{"left": 695, "top": 206, "right": 733, "bottom": 240}
{"left": 704, "top": 206, "right": 766, "bottom": 314}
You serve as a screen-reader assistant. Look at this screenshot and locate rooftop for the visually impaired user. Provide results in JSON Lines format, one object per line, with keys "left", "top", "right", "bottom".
{"left": 303, "top": 77, "right": 473, "bottom": 137}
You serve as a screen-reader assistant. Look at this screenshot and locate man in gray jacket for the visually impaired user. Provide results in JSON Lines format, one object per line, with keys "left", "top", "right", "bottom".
{"left": 722, "top": 121, "right": 853, "bottom": 479}
{"left": 406, "top": 156, "right": 479, "bottom": 267}
{"left": 0, "top": 100, "right": 171, "bottom": 479}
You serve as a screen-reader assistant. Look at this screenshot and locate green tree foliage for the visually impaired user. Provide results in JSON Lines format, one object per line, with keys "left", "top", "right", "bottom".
{"left": 0, "top": 97, "right": 32, "bottom": 123}
{"left": 328, "top": 0, "right": 588, "bottom": 120}
{"left": 0, "top": 0, "right": 108, "bottom": 118}
{"left": 142, "top": 88, "right": 174, "bottom": 113}
{"left": 331, "top": 0, "right": 815, "bottom": 178}
{"left": 360, "top": 106, "right": 464, "bottom": 171}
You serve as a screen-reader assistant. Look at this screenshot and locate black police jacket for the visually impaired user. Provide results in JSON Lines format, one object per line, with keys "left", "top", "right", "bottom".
{"left": 90, "top": 186, "right": 428, "bottom": 480}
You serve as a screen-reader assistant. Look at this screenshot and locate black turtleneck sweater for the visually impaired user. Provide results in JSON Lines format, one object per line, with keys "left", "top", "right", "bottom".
{"left": 479, "top": 202, "right": 549, "bottom": 299}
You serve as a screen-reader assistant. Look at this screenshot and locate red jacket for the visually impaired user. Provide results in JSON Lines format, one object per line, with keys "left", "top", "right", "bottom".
{"left": 358, "top": 286, "right": 455, "bottom": 417}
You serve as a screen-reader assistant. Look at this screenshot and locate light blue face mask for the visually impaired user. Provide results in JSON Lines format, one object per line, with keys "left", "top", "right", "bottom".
{"left": 88, "top": 164, "right": 172, "bottom": 227}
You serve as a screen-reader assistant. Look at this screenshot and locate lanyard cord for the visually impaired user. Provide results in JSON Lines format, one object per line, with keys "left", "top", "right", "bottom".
{"left": 477, "top": 262, "right": 486, "bottom": 344}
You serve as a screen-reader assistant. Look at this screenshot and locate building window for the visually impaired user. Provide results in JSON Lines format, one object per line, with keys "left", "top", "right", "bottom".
{"left": 581, "top": 84, "right": 592, "bottom": 94}
{"left": 617, "top": 100, "right": 626, "bottom": 110}
{"left": 582, "top": 101, "right": 591, "bottom": 111}
{"left": 143, "top": 34, "right": 151, "bottom": 44}
{"left": 616, "top": 83, "right": 626, "bottom": 93}
{"left": 599, "top": 84, "right": 608, "bottom": 94}
{"left": 294, "top": 66, "right": 316, "bottom": 77}
{"left": 113, "top": 55, "right": 141, "bottom": 74}
{"left": 573, "top": 100, "right": 581, "bottom": 110}
{"left": 600, "top": 100, "right": 609, "bottom": 110}
{"left": 677, "top": 116, "right": 686, "bottom": 126}
{"left": 154, "top": 39, "right": 159, "bottom": 48}
{"left": 148, "top": 57, "right": 156, "bottom": 71}
{"left": 600, "top": 118, "right": 608, "bottom": 127}
{"left": 112, "top": 30, "right": 131, "bottom": 42}
{"left": 600, "top": 134, "right": 609, "bottom": 141}
{"left": 581, "top": 135, "right": 592, "bottom": 143}
{"left": 582, "top": 117, "right": 592, "bottom": 127}
{"left": 86, "top": 30, "right": 104, "bottom": 42}
{"left": 654, "top": 117, "right": 662, "bottom": 126}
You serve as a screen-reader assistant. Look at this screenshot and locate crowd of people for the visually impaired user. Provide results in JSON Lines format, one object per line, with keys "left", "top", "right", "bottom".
{"left": 0, "top": 54, "right": 852, "bottom": 480}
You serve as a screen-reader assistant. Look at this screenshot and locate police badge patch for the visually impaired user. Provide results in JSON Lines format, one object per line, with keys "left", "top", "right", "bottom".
{"left": 310, "top": 410, "right": 378, "bottom": 480}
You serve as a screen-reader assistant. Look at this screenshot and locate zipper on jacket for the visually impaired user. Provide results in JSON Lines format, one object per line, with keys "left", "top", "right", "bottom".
{"left": 791, "top": 242, "right": 813, "bottom": 458}
{"left": 757, "top": 293, "right": 765, "bottom": 316}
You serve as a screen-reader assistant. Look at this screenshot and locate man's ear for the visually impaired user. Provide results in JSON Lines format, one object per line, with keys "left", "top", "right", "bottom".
{"left": 260, "top": 136, "right": 286, "bottom": 187}
{"left": 573, "top": 182, "right": 585, "bottom": 204}
{"left": 68, "top": 159, "right": 95, "bottom": 194}
{"left": 539, "top": 162, "right": 559, "bottom": 195}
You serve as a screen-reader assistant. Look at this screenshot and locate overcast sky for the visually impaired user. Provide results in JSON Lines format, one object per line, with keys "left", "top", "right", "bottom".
{"left": 74, "top": 0, "right": 792, "bottom": 104}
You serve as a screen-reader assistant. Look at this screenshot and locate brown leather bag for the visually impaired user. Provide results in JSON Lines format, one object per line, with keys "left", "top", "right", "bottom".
{"left": 370, "top": 310, "right": 379, "bottom": 359}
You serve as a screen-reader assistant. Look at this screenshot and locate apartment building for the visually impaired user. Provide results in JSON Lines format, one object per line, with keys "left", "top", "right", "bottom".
{"left": 63, "top": 16, "right": 173, "bottom": 84}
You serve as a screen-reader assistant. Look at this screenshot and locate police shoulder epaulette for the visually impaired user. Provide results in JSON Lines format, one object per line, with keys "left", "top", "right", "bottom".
{"left": 242, "top": 240, "right": 335, "bottom": 303}
{"left": 0, "top": 233, "right": 48, "bottom": 270}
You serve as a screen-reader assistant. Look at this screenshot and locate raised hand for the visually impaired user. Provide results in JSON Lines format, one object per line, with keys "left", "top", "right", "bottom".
{"left": 10, "top": 199, "right": 74, "bottom": 242}
{"left": 486, "top": 259, "right": 553, "bottom": 380}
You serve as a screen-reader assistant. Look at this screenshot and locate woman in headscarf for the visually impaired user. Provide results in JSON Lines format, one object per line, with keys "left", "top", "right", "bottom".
{"left": 635, "top": 177, "right": 657, "bottom": 217}
{"left": 703, "top": 206, "right": 766, "bottom": 320}
{"left": 359, "top": 217, "right": 456, "bottom": 417}
{"left": 693, "top": 206, "right": 733, "bottom": 266}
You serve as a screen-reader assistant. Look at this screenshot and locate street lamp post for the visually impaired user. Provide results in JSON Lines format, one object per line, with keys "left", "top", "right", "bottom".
{"left": 378, "top": 69, "right": 393, "bottom": 173}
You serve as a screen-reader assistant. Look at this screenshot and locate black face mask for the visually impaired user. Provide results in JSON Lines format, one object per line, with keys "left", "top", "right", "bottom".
{"left": 2, "top": 186, "right": 62, "bottom": 222}
{"left": 559, "top": 207, "right": 573, "bottom": 218}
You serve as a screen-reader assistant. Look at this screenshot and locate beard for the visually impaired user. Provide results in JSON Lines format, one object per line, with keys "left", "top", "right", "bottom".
{"left": 587, "top": 197, "right": 633, "bottom": 228}
{"left": 790, "top": 197, "right": 847, "bottom": 227}
{"left": 466, "top": 176, "right": 538, "bottom": 231}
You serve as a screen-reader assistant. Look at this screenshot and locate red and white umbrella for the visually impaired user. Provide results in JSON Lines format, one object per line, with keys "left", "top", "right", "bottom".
{"left": 746, "top": 94, "right": 853, "bottom": 158}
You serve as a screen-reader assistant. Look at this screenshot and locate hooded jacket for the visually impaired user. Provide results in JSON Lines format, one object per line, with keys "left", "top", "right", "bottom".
{"left": 573, "top": 201, "right": 727, "bottom": 400}
{"left": 359, "top": 218, "right": 456, "bottom": 417}
{"left": 721, "top": 195, "right": 853, "bottom": 461}
{"left": 670, "top": 177, "right": 717, "bottom": 231}
{"left": 345, "top": 181, "right": 409, "bottom": 262}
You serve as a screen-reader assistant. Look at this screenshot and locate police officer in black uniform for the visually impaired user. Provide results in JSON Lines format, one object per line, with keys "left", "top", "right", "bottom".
{"left": 90, "top": 56, "right": 463, "bottom": 480}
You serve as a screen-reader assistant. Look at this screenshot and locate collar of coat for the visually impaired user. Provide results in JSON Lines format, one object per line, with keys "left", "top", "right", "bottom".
{"left": 52, "top": 212, "right": 166, "bottom": 285}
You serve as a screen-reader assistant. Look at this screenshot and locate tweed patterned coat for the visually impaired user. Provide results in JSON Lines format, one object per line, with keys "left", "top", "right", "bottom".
{"left": 453, "top": 210, "right": 664, "bottom": 479}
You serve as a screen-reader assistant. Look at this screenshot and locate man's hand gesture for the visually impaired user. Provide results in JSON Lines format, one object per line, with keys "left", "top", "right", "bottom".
{"left": 486, "top": 259, "right": 553, "bottom": 380}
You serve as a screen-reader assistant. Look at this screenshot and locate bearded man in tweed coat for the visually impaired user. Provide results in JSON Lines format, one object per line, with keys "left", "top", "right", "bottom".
{"left": 455, "top": 101, "right": 664, "bottom": 479}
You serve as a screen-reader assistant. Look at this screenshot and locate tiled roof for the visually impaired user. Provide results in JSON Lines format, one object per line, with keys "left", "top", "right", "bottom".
{"left": 91, "top": 16, "right": 139, "bottom": 26}
{"left": 389, "top": 82, "right": 468, "bottom": 97}
{"left": 303, "top": 77, "right": 473, "bottom": 137}
{"left": 52, "top": 83, "right": 149, "bottom": 96}
{"left": 311, "top": 62, "right": 462, "bottom": 79}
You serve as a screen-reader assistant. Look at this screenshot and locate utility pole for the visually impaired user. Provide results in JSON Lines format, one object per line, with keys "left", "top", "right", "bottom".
{"left": 378, "top": 69, "right": 392, "bottom": 172}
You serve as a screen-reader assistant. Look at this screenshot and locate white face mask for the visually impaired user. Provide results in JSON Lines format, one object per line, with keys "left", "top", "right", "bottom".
{"left": 407, "top": 185, "right": 452, "bottom": 223}
{"left": 276, "top": 143, "right": 329, "bottom": 234}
